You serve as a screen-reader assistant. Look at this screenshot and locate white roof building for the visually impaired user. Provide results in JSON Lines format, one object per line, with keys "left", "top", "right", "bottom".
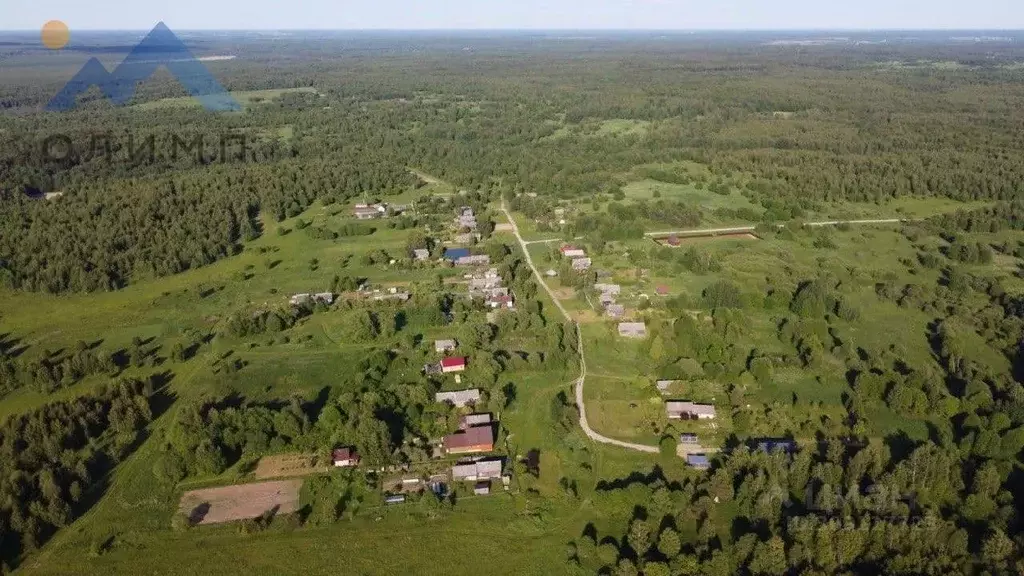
{"left": 435, "top": 339, "right": 458, "bottom": 353}
{"left": 435, "top": 389, "right": 481, "bottom": 408}
{"left": 666, "top": 401, "right": 717, "bottom": 420}
{"left": 618, "top": 322, "right": 647, "bottom": 338}
{"left": 451, "top": 458, "right": 503, "bottom": 481}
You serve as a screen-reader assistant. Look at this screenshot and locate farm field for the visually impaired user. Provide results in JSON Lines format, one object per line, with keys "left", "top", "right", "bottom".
{"left": 133, "top": 87, "right": 320, "bottom": 110}
{"left": 179, "top": 480, "right": 303, "bottom": 525}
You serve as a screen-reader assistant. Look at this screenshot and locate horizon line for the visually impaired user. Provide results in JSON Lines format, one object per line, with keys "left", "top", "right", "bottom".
{"left": 2, "top": 26, "right": 1024, "bottom": 33}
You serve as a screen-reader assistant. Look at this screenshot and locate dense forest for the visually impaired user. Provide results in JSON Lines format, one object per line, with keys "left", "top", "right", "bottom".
{"left": 4, "top": 35, "right": 1024, "bottom": 292}
{"left": 0, "top": 378, "right": 157, "bottom": 570}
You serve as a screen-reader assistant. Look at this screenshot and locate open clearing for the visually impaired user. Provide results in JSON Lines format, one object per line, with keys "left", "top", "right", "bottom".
{"left": 253, "top": 454, "right": 329, "bottom": 480}
{"left": 178, "top": 480, "right": 301, "bottom": 525}
{"left": 134, "top": 87, "right": 319, "bottom": 110}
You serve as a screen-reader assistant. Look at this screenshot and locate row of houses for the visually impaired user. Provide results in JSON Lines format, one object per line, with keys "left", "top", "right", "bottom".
{"left": 289, "top": 292, "right": 335, "bottom": 306}
{"left": 467, "top": 267, "right": 515, "bottom": 310}
{"left": 353, "top": 202, "right": 411, "bottom": 220}
{"left": 560, "top": 245, "right": 591, "bottom": 271}
{"left": 595, "top": 282, "right": 625, "bottom": 319}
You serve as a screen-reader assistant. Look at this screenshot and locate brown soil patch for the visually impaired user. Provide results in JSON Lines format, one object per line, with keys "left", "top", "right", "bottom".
{"left": 254, "top": 453, "right": 328, "bottom": 480}
{"left": 552, "top": 287, "right": 576, "bottom": 300}
{"left": 575, "top": 309, "right": 602, "bottom": 324}
{"left": 653, "top": 233, "right": 759, "bottom": 247}
{"left": 178, "top": 480, "right": 301, "bottom": 525}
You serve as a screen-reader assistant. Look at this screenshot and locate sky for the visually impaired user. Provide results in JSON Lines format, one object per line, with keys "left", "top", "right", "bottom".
{"left": 4, "top": 0, "right": 1023, "bottom": 31}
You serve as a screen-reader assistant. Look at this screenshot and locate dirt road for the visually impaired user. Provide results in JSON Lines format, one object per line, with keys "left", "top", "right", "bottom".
{"left": 501, "top": 201, "right": 658, "bottom": 454}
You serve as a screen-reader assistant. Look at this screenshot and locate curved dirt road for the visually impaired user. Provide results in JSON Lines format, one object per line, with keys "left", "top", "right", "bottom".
{"left": 501, "top": 202, "right": 658, "bottom": 454}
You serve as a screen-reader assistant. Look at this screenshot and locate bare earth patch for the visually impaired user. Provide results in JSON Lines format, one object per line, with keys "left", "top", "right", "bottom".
{"left": 254, "top": 453, "right": 329, "bottom": 480}
{"left": 552, "top": 287, "right": 577, "bottom": 300}
{"left": 179, "top": 480, "right": 301, "bottom": 525}
{"left": 574, "top": 310, "right": 602, "bottom": 323}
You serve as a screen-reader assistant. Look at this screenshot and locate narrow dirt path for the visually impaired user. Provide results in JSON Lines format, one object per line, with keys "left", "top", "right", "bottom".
{"left": 644, "top": 218, "right": 908, "bottom": 237}
{"left": 502, "top": 201, "right": 658, "bottom": 454}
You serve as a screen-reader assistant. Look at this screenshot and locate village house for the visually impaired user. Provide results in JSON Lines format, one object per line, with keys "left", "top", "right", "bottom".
{"left": 618, "top": 322, "right": 647, "bottom": 338}
{"left": 456, "top": 207, "right": 478, "bottom": 231}
{"left": 413, "top": 248, "right": 430, "bottom": 261}
{"left": 595, "top": 283, "right": 621, "bottom": 296}
{"left": 560, "top": 246, "right": 587, "bottom": 259}
{"left": 459, "top": 413, "right": 493, "bottom": 429}
{"left": 468, "top": 268, "right": 503, "bottom": 295}
{"left": 385, "top": 494, "right": 406, "bottom": 505}
{"left": 443, "top": 424, "right": 495, "bottom": 455}
{"left": 757, "top": 439, "right": 798, "bottom": 454}
{"left": 423, "top": 363, "right": 443, "bottom": 375}
{"left": 571, "top": 258, "right": 592, "bottom": 271}
{"left": 289, "top": 293, "right": 311, "bottom": 306}
{"left": 454, "top": 232, "right": 476, "bottom": 244}
{"left": 474, "top": 481, "right": 491, "bottom": 495}
{"left": 332, "top": 447, "right": 360, "bottom": 467}
{"left": 353, "top": 203, "right": 387, "bottom": 220}
{"left": 435, "top": 389, "right": 481, "bottom": 407}
{"left": 435, "top": 339, "right": 458, "bottom": 353}
{"left": 680, "top": 433, "right": 699, "bottom": 445}
{"left": 451, "top": 457, "right": 503, "bottom": 481}
{"left": 666, "top": 401, "right": 717, "bottom": 420}
{"left": 599, "top": 292, "right": 616, "bottom": 306}
{"left": 487, "top": 294, "right": 515, "bottom": 309}
{"left": 605, "top": 304, "right": 625, "bottom": 318}
{"left": 686, "top": 454, "right": 710, "bottom": 470}
{"left": 441, "top": 357, "right": 467, "bottom": 373}
{"left": 456, "top": 254, "right": 491, "bottom": 267}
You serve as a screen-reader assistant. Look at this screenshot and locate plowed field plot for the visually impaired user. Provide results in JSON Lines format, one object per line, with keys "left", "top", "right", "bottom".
{"left": 254, "top": 453, "right": 328, "bottom": 479}
{"left": 178, "top": 480, "right": 302, "bottom": 525}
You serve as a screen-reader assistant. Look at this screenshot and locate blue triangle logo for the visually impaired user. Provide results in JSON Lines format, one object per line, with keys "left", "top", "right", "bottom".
{"left": 47, "top": 22, "right": 241, "bottom": 112}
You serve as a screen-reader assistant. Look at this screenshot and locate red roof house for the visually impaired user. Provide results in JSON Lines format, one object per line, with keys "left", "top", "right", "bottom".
{"left": 440, "top": 356, "right": 467, "bottom": 373}
{"left": 332, "top": 447, "right": 360, "bottom": 467}
{"left": 656, "top": 285, "right": 669, "bottom": 296}
{"left": 443, "top": 424, "right": 495, "bottom": 454}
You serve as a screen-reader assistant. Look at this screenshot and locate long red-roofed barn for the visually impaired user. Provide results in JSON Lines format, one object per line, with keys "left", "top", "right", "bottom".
{"left": 443, "top": 424, "right": 495, "bottom": 454}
